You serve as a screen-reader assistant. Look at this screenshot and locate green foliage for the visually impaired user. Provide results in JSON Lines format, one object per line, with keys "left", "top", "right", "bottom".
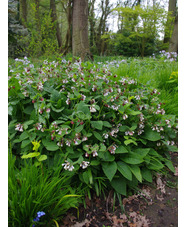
{"left": 8, "top": 152, "right": 81, "bottom": 227}
{"left": 106, "top": 5, "right": 170, "bottom": 57}
{"left": 110, "top": 56, "right": 178, "bottom": 116}
{"left": 8, "top": 56, "right": 177, "bottom": 199}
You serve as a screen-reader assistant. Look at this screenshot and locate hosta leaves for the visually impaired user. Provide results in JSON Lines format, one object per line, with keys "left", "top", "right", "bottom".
{"left": 142, "top": 127, "right": 161, "bottom": 141}
{"left": 91, "top": 121, "right": 103, "bottom": 130}
{"left": 99, "top": 151, "right": 115, "bottom": 162}
{"left": 164, "top": 159, "right": 175, "bottom": 173}
{"left": 166, "top": 145, "right": 178, "bottom": 152}
{"left": 121, "top": 153, "right": 144, "bottom": 164}
{"left": 111, "top": 177, "right": 127, "bottom": 196}
{"left": 147, "top": 158, "right": 164, "bottom": 170}
{"left": 134, "top": 148, "right": 150, "bottom": 158}
{"left": 117, "top": 161, "right": 132, "bottom": 181}
{"left": 129, "top": 165, "right": 142, "bottom": 183}
{"left": 141, "top": 167, "right": 153, "bottom": 182}
{"left": 115, "top": 146, "right": 128, "bottom": 154}
{"left": 102, "top": 162, "right": 117, "bottom": 181}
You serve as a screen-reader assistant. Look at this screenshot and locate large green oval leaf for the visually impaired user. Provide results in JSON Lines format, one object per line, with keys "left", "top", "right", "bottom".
{"left": 102, "top": 162, "right": 117, "bottom": 181}
{"left": 93, "top": 131, "right": 103, "bottom": 142}
{"left": 117, "top": 161, "right": 132, "bottom": 181}
{"left": 115, "top": 146, "right": 128, "bottom": 154}
{"left": 141, "top": 167, "right": 153, "bottom": 183}
{"left": 147, "top": 158, "right": 164, "bottom": 170}
{"left": 129, "top": 165, "right": 142, "bottom": 183}
{"left": 121, "top": 153, "right": 144, "bottom": 164}
{"left": 99, "top": 151, "right": 115, "bottom": 162}
{"left": 142, "top": 127, "right": 161, "bottom": 141}
{"left": 133, "top": 148, "right": 150, "bottom": 158}
{"left": 42, "top": 139, "right": 59, "bottom": 151}
{"left": 111, "top": 177, "right": 126, "bottom": 196}
{"left": 91, "top": 121, "right": 103, "bottom": 130}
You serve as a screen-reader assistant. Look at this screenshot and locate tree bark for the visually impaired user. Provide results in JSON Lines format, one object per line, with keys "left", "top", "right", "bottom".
{"left": 88, "top": 0, "right": 96, "bottom": 48}
{"left": 163, "top": 0, "right": 177, "bottom": 44}
{"left": 62, "top": 0, "right": 73, "bottom": 55}
{"left": 72, "top": 0, "right": 92, "bottom": 61}
{"left": 50, "top": 0, "right": 62, "bottom": 49}
{"left": 168, "top": 14, "right": 178, "bottom": 53}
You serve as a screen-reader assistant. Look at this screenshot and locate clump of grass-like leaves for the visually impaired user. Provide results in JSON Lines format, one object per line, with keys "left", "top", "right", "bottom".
{"left": 8, "top": 152, "right": 81, "bottom": 227}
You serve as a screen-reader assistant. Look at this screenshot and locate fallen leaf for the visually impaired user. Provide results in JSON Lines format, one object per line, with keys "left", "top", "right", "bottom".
{"left": 156, "top": 174, "right": 166, "bottom": 194}
{"left": 72, "top": 219, "right": 90, "bottom": 227}
{"left": 174, "top": 166, "right": 178, "bottom": 176}
{"left": 129, "top": 223, "right": 137, "bottom": 227}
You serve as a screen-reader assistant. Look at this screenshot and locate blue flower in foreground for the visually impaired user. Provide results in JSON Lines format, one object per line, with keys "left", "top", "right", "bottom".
{"left": 37, "top": 211, "right": 45, "bottom": 218}
{"left": 32, "top": 211, "right": 46, "bottom": 227}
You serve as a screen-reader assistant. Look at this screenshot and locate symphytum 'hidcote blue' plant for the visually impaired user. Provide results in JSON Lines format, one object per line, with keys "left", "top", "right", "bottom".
{"left": 8, "top": 57, "right": 178, "bottom": 196}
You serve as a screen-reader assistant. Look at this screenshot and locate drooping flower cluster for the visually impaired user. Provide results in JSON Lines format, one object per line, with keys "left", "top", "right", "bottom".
{"left": 62, "top": 161, "right": 75, "bottom": 171}
{"left": 15, "top": 123, "right": 23, "bottom": 132}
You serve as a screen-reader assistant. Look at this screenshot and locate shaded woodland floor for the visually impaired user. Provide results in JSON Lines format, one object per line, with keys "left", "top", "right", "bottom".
{"left": 61, "top": 152, "right": 178, "bottom": 227}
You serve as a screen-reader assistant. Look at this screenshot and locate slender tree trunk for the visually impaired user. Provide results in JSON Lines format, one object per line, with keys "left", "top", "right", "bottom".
{"left": 34, "top": 0, "right": 42, "bottom": 55}
{"left": 20, "top": 0, "right": 27, "bottom": 26}
{"left": 89, "top": 0, "right": 96, "bottom": 48}
{"left": 50, "top": 0, "right": 62, "bottom": 49}
{"left": 164, "top": 0, "right": 177, "bottom": 44}
{"left": 168, "top": 14, "right": 178, "bottom": 53}
{"left": 62, "top": 0, "right": 73, "bottom": 55}
{"left": 72, "top": 0, "right": 92, "bottom": 61}
{"left": 34, "top": 0, "right": 40, "bottom": 31}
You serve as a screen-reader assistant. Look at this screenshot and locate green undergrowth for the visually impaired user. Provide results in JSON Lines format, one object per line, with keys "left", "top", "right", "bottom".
{"left": 8, "top": 152, "right": 82, "bottom": 227}
{"left": 8, "top": 55, "right": 178, "bottom": 226}
{"left": 110, "top": 57, "right": 178, "bottom": 116}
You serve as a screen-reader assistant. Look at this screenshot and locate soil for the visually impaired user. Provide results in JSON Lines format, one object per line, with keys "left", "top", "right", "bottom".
{"left": 61, "top": 153, "right": 178, "bottom": 227}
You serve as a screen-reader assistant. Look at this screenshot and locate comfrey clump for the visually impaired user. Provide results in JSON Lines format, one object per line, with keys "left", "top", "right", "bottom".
{"left": 32, "top": 211, "right": 45, "bottom": 227}
{"left": 8, "top": 57, "right": 178, "bottom": 196}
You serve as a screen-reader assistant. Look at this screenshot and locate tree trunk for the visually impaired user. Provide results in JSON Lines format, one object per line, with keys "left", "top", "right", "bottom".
{"left": 168, "top": 14, "right": 178, "bottom": 53}
{"left": 34, "top": 0, "right": 42, "bottom": 55}
{"left": 163, "top": 0, "right": 177, "bottom": 44}
{"left": 89, "top": 0, "right": 96, "bottom": 48}
{"left": 72, "top": 0, "right": 92, "bottom": 61}
{"left": 62, "top": 0, "right": 73, "bottom": 55}
{"left": 50, "top": 0, "right": 62, "bottom": 49}
{"left": 20, "top": 0, "right": 27, "bottom": 26}
{"left": 34, "top": 0, "right": 40, "bottom": 29}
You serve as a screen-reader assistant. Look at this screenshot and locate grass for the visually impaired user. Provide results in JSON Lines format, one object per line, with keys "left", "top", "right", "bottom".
{"left": 8, "top": 152, "right": 81, "bottom": 227}
{"left": 110, "top": 57, "right": 178, "bottom": 116}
